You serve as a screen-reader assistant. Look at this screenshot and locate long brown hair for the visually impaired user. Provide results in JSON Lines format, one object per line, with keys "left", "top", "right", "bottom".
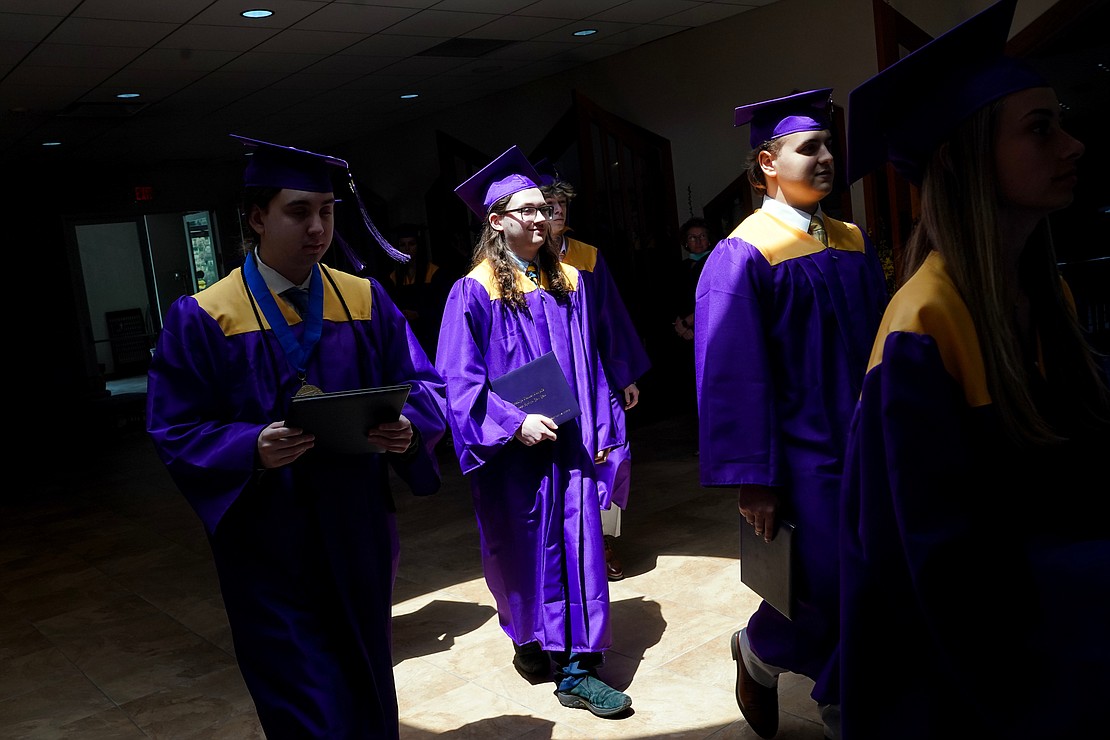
{"left": 904, "top": 100, "right": 1110, "bottom": 446}
{"left": 471, "top": 193, "right": 571, "bottom": 312}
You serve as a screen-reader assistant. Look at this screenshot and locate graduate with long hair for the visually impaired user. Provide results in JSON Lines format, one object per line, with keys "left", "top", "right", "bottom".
{"left": 435, "top": 146, "right": 632, "bottom": 718}
{"left": 839, "top": 1, "right": 1110, "bottom": 736}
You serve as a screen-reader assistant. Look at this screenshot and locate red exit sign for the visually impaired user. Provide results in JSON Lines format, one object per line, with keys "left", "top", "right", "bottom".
{"left": 134, "top": 185, "right": 154, "bottom": 201}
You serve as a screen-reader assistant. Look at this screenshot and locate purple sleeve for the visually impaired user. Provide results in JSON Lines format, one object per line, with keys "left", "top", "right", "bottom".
{"left": 435, "top": 278, "right": 528, "bottom": 475}
{"left": 371, "top": 279, "right": 447, "bottom": 496}
{"left": 146, "top": 297, "right": 269, "bottom": 533}
{"left": 694, "top": 239, "right": 777, "bottom": 487}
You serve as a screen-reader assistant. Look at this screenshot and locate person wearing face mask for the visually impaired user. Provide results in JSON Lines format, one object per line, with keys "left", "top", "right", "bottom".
{"left": 839, "top": 1, "right": 1110, "bottom": 737}
{"left": 436, "top": 146, "right": 632, "bottom": 718}
{"left": 673, "top": 216, "right": 713, "bottom": 344}
{"left": 695, "top": 90, "right": 889, "bottom": 739}
{"left": 146, "top": 136, "right": 447, "bottom": 739}
{"left": 671, "top": 216, "right": 715, "bottom": 453}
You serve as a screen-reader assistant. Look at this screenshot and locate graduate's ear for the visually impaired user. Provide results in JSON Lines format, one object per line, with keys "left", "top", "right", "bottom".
{"left": 757, "top": 149, "right": 776, "bottom": 178}
{"left": 247, "top": 204, "right": 266, "bottom": 236}
{"left": 488, "top": 211, "right": 505, "bottom": 233}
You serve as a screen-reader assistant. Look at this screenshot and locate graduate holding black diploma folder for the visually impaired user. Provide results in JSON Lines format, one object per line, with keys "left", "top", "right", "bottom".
{"left": 146, "top": 134, "right": 447, "bottom": 738}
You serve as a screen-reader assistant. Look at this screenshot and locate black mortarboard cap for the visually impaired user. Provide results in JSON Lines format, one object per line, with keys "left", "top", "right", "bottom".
{"left": 733, "top": 88, "right": 833, "bottom": 149}
{"left": 455, "top": 146, "right": 543, "bottom": 217}
{"left": 846, "top": 0, "right": 1046, "bottom": 185}
{"left": 231, "top": 134, "right": 408, "bottom": 263}
{"left": 231, "top": 134, "right": 346, "bottom": 193}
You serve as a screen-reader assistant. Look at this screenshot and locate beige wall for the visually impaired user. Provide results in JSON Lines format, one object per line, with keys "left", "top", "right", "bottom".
{"left": 348, "top": 0, "right": 1056, "bottom": 232}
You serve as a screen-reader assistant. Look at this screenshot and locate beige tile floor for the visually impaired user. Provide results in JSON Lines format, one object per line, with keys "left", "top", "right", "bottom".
{"left": 1, "top": 393, "right": 828, "bottom": 739}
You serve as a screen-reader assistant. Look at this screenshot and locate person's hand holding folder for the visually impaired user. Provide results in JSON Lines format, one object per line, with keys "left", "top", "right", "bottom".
{"left": 367, "top": 414, "right": 416, "bottom": 454}
{"left": 258, "top": 420, "right": 316, "bottom": 468}
{"left": 738, "top": 483, "right": 779, "bottom": 543}
{"left": 490, "top": 352, "right": 581, "bottom": 448}
{"left": 515, "top": 414, "right": 558, "bottom": 446}
{"left": 284, "top": 384, "right": 412, "bottom": 455}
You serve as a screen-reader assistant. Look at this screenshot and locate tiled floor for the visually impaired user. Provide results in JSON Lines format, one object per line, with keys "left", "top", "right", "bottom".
{"left": 1, "top": 390, "right": 828, "bottom": 739}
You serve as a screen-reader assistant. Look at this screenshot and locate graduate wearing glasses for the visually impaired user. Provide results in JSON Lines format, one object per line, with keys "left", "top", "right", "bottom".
{"left": 436, "top": 146, "right": 632, "bottom": 718}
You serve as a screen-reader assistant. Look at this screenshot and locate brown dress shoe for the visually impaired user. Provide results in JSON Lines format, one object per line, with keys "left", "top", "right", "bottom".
{"left": 730, "top": 630, "right": 779, "bottom": 738}
{"left": 604, "top": 535, "right": 624, "bottom": 581}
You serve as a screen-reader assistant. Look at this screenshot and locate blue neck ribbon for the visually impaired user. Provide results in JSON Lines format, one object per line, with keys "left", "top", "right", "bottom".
{"left": 243, "top": 254, "right": 324, "bottom": 379}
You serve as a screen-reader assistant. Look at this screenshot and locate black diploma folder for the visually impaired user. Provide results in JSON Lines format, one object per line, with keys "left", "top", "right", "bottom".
{"left": 739, "top": 519, "right": 796, "bottom": 620}
{"left": 286, "top": 384, "right": 411, "bottom": 455}
{"left": 490, "top": 352, "right": 581, "bottom": 425}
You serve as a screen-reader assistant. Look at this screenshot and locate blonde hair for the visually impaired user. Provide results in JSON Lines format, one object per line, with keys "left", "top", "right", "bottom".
{"left": 904, "top": 99, "right": 1110, "bottom": 446}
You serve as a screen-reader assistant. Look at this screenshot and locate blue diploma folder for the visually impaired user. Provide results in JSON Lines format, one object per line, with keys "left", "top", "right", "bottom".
{"left": 490, "top": 352, "right": 581, "bottom": 425}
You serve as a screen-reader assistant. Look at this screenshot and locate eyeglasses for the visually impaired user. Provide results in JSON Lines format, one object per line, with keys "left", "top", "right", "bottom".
{"left": 685, "top": 233, "right": 710, "bottom": 243}
{"left": 502, "top": 205, "right": 555, "bottom": 220}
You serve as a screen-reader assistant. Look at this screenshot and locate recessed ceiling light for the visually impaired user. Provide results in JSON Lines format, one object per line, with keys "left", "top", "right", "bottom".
{"left": 42, "top": 141, "right": 62, "bottom": 147}
{"left": 573, "top": 29, "right": 597, "bottom": 37}
{"left": 241, "top": 9, "right": 273, "bottom": 19}
{"left": 116, "top": 92, "right": 140, "bottom": 99}
{"left": 400, "top": 93, "right": 419, "bottom": 99}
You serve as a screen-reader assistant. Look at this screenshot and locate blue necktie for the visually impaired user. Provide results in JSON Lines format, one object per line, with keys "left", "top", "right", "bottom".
{"left": 283, "top": 287, "right": 310, "bottom": 316}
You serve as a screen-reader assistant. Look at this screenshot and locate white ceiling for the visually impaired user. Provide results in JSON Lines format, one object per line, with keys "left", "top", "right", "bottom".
{"left": 0, "top": 0, "right": 778, "bottom": 166}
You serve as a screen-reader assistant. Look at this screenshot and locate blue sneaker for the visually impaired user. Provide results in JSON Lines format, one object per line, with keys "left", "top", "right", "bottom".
{"left": 554, "top": 675, "right": 632, "bottom": 717}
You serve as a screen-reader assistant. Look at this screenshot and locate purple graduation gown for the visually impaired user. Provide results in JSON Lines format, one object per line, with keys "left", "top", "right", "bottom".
{"left": 838, "top": 252, "right": 1110, "bottom": 739}
{"left": 436, "top": 259, "right": 621, "bottom": 653}
{"left": 694, "top": 209, "right": 888, "bottom": 704}
{"left": 561, "top": 237, "right": 651, "bottom": 509}
{"left": 147, "top": 262, "right": 447, "bottom": 739}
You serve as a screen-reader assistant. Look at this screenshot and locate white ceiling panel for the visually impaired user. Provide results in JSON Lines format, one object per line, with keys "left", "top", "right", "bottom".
{"left": 379, "top": 9, "right": 501, "bottom": 37}
{"left": 0, "top": 12, "right": 69, "bottom": 42}
{"left": 71, "top": 0, "right": 215, "bottom": 23}
{"left": 23, "top": 42, "right": 139, "bottom": 69}
{"left": 47, "top": 17, "right": 179, "bottom": 46}
{"left": 157, "top": 24, "right": 281, "bottom": 51}
{"left": 516, "top": 0, "right": 630, "bottom": 19}
{"left": 0, "top": 0, "right": 80, "bottom": 15}
{"left": 129, "top": 48, "right": 242, "bottom": 72}
{"left": 1, "top": 0, "right": 780, "bottom": 164}
{"left": 255, "top": 28, "right": 368, "bottom": 54}
{"left": 590, "top": 0, "right": 703, "bottom": 24}
{"left": 292, "top": 3, "right": 418, "bottom": 33}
